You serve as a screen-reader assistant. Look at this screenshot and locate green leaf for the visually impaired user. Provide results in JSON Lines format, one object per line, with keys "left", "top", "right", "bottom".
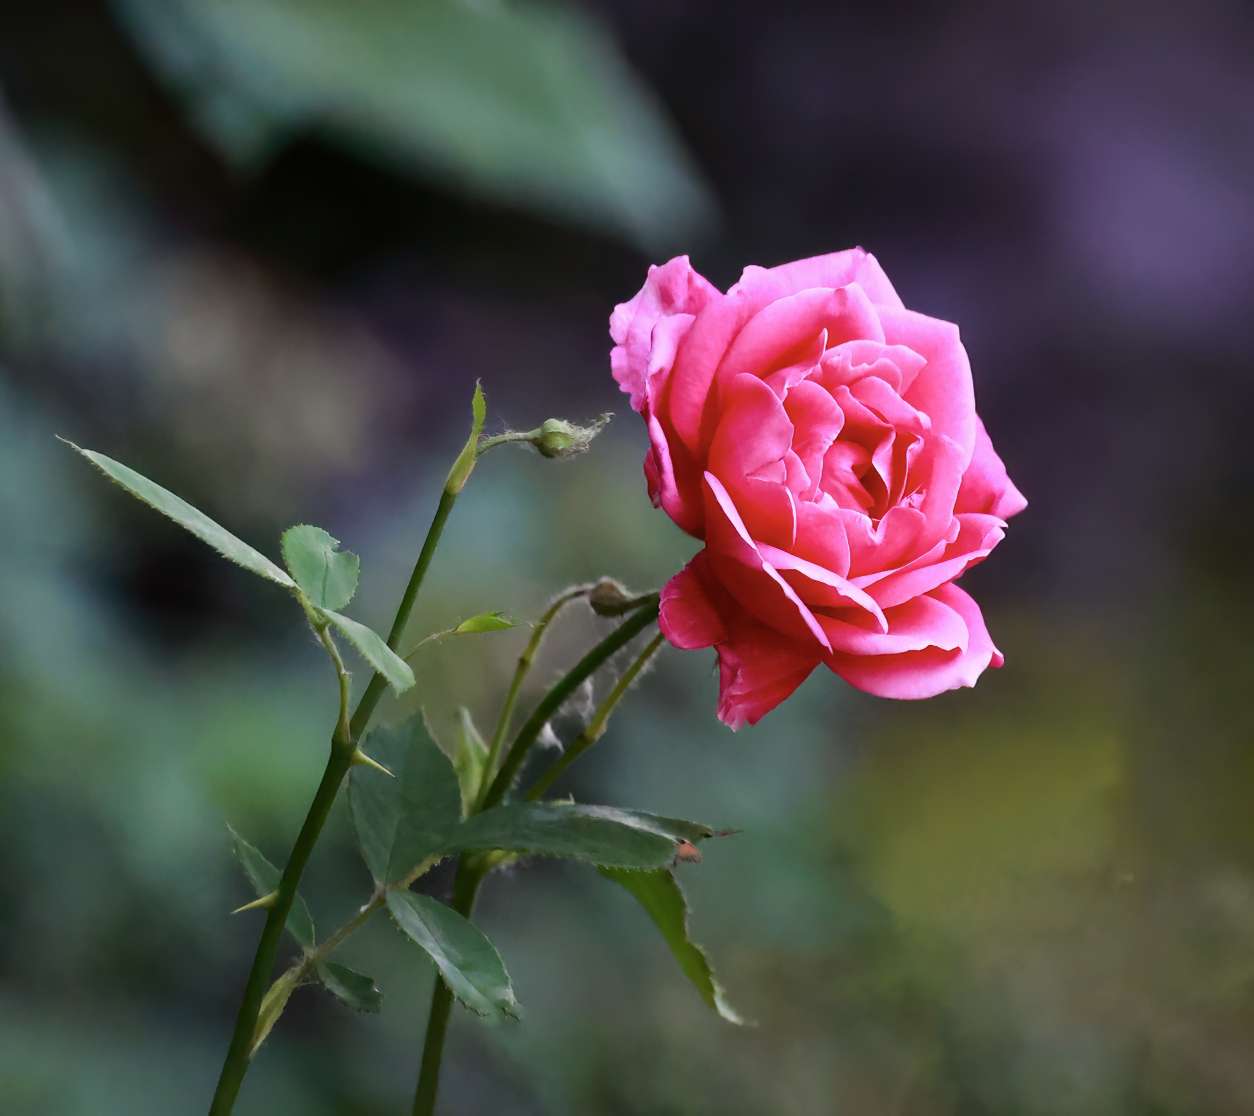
{"left": 281, "top": 524, "right": 360, "bottom": 610}
{"left": 349, "top": 714, "right": 462, "bottom": 885}
{"left": 117, "top": 0, "right": 714, "bottom": 249}
{"left": 450, "top": 804, "right": 716, "bottom": 871}
{"left": 318, "top": 607, "right": 414, "bottom": 694}
{"left": 454, "top": 611, "right": 514, "bottom": 635}
{"left": 62, "top": 441, "right": 294, "bottom": 588}
{"left": 316, "top": 961, "right": 382, "bottom": 1014}
{"left": 385, "top": 890, "right": 519, "bottom": 1020}
{"left": 601, "top": 868, "right": 743, "bottom": 1025}
{"left": 228, "top": 826, "right": 315, "bottom": 950}
{"left": 451, "top": 707, "right": 488, "bottom": 817}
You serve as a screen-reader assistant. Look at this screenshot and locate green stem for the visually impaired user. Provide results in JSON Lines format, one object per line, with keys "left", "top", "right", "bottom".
{"left": 479, "top": 597, "right": 659, "bottom": 811}
{"left": 526, "top": 630, "right": 665, "bottom": 801}
{"left": 208, "top": 745, "right": 352, "bottom": 1115}
{"left": 350, "top": 488, "right": 458, "bottom": 740}
{"left": 259, "top": 852, "right": 441, "bottom": 1017}
{"left": 208, "top": 488, "right": 463, "bottom": 1116}
{"left": 476, "top": 587, "right": 589, "bottom": 809}
{"left": 411, "top": 862, "right": 486, "bottom": 1116}
{"left": 409, "top": 598, "right": 660, "bottom": 1115}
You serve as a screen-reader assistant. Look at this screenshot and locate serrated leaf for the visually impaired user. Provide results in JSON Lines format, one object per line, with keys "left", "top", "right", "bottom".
{"left": 317, "top": 961, "right": 382, "bottom": 1014}
{"left": 281, "top": 524, "right": 360, "bottom": 610}
{"left": 349, "top": 714, "right": 462, "bottom": 885}
{"left": 318, "top": 607, "right": 414, "bottom": 694}
{"left": 449, "top": 804, "right": 716, "bottom": 871}
{"left": 601, "top": 868, "right": 742, "bottom": 1025}
{"left": 454, "top": 611, "right": 514, "bottom": 635}
{"left": 452, "top": 707, "right": 488, "bottom": 817}
{"left": 386, "top": 890, "right": 519, "bottom": 1020}
{"left": 229, "top": 826, "right": 315, "bottom": 950}
{"left": 62, "top": 441, "right": 293, "bottom": 588}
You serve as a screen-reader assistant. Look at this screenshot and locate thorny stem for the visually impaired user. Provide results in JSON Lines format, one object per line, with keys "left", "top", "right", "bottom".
{"left": 479, "top": 597, "right": 660, "bottom": 812}
{"left": 475, "top": 586, "right": 590, "bottom": 809}
{"left": 526, "top": 630, "right": 666, "bottom": 801}
{"left": 254, "top": 603, "right": 667, "bottom": 1081}
{"left": 411, "top": 598, "right": 661, "bottom": 1115}
{"left": 208, "top": 622, "right": 355, "bottom": 1116}
{"left": 410, "top": 861, "right": 487, "bottom": 1116}
{"left": 262, "top": 854, "right": 442, "bottom": 1013}
{"left": 208, "top": 484, "right": 464, "bottom": 1116}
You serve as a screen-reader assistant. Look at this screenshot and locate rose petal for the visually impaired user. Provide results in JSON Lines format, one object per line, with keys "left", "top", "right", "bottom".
{"left": 826, "top": 583, "right": 1002, "bottom": 699}
{"left": 716, "top": 284, "right": 884, "bottom": 385}
{"left": 667, "top": 292, "right": 753, "bottom": 453}
{"left": 644, "top": 409, "right": 704, "bottom": 536}
{"left": 659, "top": 553, "right": 725, "bottom": 649}
{"left": 729, "top": 248, "right": 904, "bottom": 311}
{"left": 955, "top": 416, "right": 1028, "bottom": 519}
{"left": 714, "top": 624, "right": 821, "bottom": 730}
{"left": 611, "top": 255, "right": 717, "bottom": 412}
{"left": 792, "top": 495, "right": 852, "bottom": 578}
{"left": 702, "top": 472, "right": 831, "bottom": 651}
{"left": 708, "top": 374, "right": 799, "bottom": 548}
{"left": 817, "top": 340, "right": 928, "bottom": 396}
{"left": 818, "top": 590, "right": 969, "bottom": 656}
{"left": 878, "top": 307, "right": 977, "bottom": 467}
{"left": 753, "top": 542, "right": 887, "bottom": 631}
{"left": 861, "top": 513, "right": 1007, "bottom": 609}
{"left": 659, "top": 550, "right": 820, "bottom": 730}
{"left": 784, "top": 380, "right": 844, "bottom": 501}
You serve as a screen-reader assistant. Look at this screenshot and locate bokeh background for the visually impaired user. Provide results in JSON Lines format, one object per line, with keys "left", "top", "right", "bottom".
{"left": 4, "top": 1, "right": 1254, "bottom": 1113}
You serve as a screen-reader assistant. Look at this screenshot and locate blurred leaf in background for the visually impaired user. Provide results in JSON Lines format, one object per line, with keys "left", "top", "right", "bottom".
{"left": 112, "top": 0, "right": 715, "bottom": 250}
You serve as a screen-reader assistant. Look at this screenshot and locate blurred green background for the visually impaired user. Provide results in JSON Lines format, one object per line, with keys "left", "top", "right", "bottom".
{"left": 3, "top": 1, "right": 1254, "bottom": 1113}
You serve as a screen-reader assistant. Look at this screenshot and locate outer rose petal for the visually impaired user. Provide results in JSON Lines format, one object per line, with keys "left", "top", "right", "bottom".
{"left": 715, "top": 284, "right": 884, "bottom": 385}
{"left": 644, "top": 408, "right": 704, "bottom": 536}
{"left": 955, "top": 416, "right": 1028, "bottom": 518}
{"left": 715, "top": 625, "right": 821, "bottom": 730}
{"left": 659, "top": 552, "right": 819, "bottom": 730}
{"left": 729, "top": 248, "right": 904, "bottom": 311}
{"left": 610, "top": 255, "right": 718, "bottom": 412}
{"left": 826, "top": 583, "right": 1002, "bottom": 699}
{"left": 659, "top": 553, "right": 725, "bottom": 650}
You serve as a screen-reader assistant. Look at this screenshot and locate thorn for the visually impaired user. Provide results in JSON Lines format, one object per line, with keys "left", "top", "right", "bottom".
{"left": 351, "top": 749, "right": 395, "bottom": 778}
{"left": 232, "top": 890, "right": 278, "bottom": 915}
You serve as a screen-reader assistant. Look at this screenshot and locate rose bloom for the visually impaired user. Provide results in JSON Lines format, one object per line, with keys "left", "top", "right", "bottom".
{"left": 611, "top": 250, "right": 1026, "bottom": 728}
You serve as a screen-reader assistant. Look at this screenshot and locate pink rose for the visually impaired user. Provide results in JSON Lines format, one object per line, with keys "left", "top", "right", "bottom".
{"left": 610, "top": 249, "right": 1026, "bottom": 728}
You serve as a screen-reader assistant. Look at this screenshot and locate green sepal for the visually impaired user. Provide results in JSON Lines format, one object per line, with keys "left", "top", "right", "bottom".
{"left": 281, "top": 524, "right": 360, "bottom": 610}
{"left": 385, "top": 890, "right": 519, "bottom": 1020}
{"left": 61, "top": 440, "right": 294, "bottom": 588}
{"left": 444, "top": 381, "right": 486, "bottom": 494}
{"left": 601, "top": 867, "right": 743, "bottom": 1024}
{"left": 228, "top": 826, "right": 316, "bottom": 950}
